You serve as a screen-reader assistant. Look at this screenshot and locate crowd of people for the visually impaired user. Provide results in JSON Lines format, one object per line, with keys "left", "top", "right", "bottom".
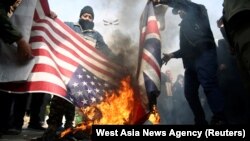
{"left": 0, "top": 0, "right": 250, "bottom": 140}
{"left": 154, "top": 0, "right": 249, "bottom": 125}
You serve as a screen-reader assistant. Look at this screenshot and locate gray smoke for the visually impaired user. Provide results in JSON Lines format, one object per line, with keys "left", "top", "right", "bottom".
{"left": 109, "top": 30, "right": 138, "bottom": 76}
{"left": 100, "top": 1, "right": 147, "bottom": 77}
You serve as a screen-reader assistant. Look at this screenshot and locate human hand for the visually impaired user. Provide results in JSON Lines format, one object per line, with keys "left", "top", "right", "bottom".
{"left": 17, "top": 38, "right": 33, "bottom": 62}
{"left": 149, "top": 0, "right": 161, "bottom": 5}
{"left": 217, "top": 17, "right": 224, "bottom": 28}
{"left": 219, "top": 64, "right": 227, "bottom": 71}
{"left": 161, "top": 53, "right": 173, "bottom": 65}
{"left": 49, "top": 11, "right": 57, "bottom": 19}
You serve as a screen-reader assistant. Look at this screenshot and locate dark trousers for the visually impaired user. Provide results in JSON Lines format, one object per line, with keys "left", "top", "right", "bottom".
{"left": 0, "top": 92, "right": 28, "bottom": 131}
{"left": 184, "top": 48, "right": 225, "bottom": 124}
{"left": 9, "top": 94, "right": 29, "bottom": 130}
{"left": 28, "top": 93, "right": 45, "bottom": 126}
{"left": 233, "top": 27, "right": 250, "bottom": 124}
{"left": 0, "top": 92, "right": 12, "bottom": 132}
{"left": 47, "top": 96, "right": 75, "bottom": 129}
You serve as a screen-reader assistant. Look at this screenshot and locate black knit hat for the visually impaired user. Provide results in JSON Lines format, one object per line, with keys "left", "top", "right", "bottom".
{"left": 79, "top": 6, "right": 94, "bottom": 19}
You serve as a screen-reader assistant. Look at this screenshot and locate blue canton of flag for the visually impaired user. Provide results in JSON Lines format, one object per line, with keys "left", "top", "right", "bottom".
{"left": 66, "top": 65, "right": 112, "bottom": 108}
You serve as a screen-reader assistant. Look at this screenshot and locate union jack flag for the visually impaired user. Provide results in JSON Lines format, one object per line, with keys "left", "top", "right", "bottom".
{"left": 0, "top": 0, "right": 161, "bottom": 124}
{"left": 137, "top": 1, "right": 161, "bottom": 112}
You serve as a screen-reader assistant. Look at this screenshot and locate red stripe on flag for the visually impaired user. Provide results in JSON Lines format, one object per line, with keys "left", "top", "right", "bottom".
{"left": 39, "top": 19, "right": 118, "bottom": 70}
{"left": 31, "top": 50, "right": 74, "bottom": 78}
{"left": 31, "top": 21, "right": 120, "bottom": 79}
{"left": 32, "top": 64, "right": 64, "bottom": 78}
{"left": 39, "top": 0, "right": 51, "bottom": 17}
{"left": 30, "top": 35, "right": 79, "bottom": 67}
{"left": 142, "top": 52, "right": 161, "bottom": 78}
{"left": 145, "top": 20, "right": 160, "bottom": 36}
{"left": 1, "top": 81, "right": 66, "bottom": 96}
{"left": 33, "top": 10, "right": 40, "bottom": 21}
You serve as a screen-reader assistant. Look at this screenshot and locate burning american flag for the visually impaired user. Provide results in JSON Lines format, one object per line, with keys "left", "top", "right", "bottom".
{"left": 1, "top": 0, "right": 161, "bottom": 129}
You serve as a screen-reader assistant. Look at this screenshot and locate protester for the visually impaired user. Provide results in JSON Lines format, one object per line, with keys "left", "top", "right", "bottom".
{"left": 158, "top": 70, "right": 174, "bottom": 124}
{"left": 172, "top": 74, "right": 193, "bottom": 124}
{"left": 0, "top": 0, "right": 57, "bottom": 137}
{"left": 151, "top": 0, "right": 227, "bottom": 125}
{"left": 0, "top": 0, "right": 33, "bottom": 137}
{"left": 28, "top": 93, "right": 47, "bottom": 130}
{"left": 222, "top": 0, "right": 250, "bottom": 124}
{"left": 39, "top": 5, "right": 116, "bottom": 141}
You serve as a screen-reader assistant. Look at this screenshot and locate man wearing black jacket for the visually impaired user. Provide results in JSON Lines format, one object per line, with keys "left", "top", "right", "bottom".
{"left": 152, "top": 0, "right": 227, "bottom": 125}
{"left": 222, "top": 0, "right": 250, "bottom": 124}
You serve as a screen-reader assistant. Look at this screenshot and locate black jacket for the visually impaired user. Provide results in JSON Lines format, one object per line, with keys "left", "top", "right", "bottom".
{"left": 168, "top": 1, "right": 216, "bottom": 68}
{"left": 0, "top": 0, "right": 22, "bottom": 44}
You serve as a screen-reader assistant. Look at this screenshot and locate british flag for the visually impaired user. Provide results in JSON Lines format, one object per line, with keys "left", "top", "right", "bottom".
{"left": 137, "top": 1, "right": 161, "bottom": 111}
{"left": 1, "top": 0, "right": 161, "bottom": 124}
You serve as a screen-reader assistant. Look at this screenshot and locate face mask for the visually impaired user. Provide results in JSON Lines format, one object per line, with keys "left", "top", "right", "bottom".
{"left": 78, "top": 19, "right": 94, "bottom": 30}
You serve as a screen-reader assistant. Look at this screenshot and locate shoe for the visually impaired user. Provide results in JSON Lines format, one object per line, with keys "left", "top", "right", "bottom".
{"left": 210, "top": 115, "right": 227, "bottom": 125}
{"left": 28, "top": 124, "right": 46, "bottom": 131}
{"left": 6, "top": 128, "right": 22, "bottom": 135}
{"left": 211, "top": 113, "right": 227, "bottom": 125}
{"left": 73, "top": 130, "right": 91, "bottom": 140}
{"left": 194, "top": 118, "right": 208, "bottom": 125}
{"left": 38, "top": 128, "right": 57, "bottom": 141}
{"left": 210, "top": 119, "right": 227, "bottom": 125}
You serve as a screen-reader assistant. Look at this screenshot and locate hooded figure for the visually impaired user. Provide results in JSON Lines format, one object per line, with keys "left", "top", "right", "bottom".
{"left": 79, "top": 6, "right": 94, "bottom": 19}
{"left": 78, "top": 6, "right": 95, "bottom": 30}
{"left": 64, "top": 5, "right": 115, "bottom": 58}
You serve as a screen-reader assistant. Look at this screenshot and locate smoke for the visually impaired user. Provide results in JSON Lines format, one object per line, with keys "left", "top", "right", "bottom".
{"left": 108, "top": 30, "right": 139, "bottom": 76}
{"left": 98, "top": 0, "right": 147, "bottom": 77}
{"left": 97, "top": 1, "right": 186, "bottom": 123}
{"left": 160, "top": 7, "right": 184, "bottom": 82}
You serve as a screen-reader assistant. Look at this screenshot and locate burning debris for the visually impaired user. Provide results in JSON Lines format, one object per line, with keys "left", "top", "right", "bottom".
{"left": 148, "top": 105, "right": 160, "bottom": 124}
{"left": 53, "top": 76, "right": 160, "bottom": 140}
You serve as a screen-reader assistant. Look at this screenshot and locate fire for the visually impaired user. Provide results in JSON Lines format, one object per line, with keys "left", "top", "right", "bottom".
{"left": 60, "top": 75, "right": 160, "bottom": 138}
{"left": 60, "top": 76, "right": 136, "bottom": 138}
{"left": 148, "top": 105, "right": 160, "bottom": 124}
{"left": 82, "top": 76, "right": 135, "bottom": 124}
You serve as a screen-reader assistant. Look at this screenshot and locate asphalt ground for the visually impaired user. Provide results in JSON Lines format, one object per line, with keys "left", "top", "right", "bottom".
{"left": 0, "top": 128, "right": 44, "bottom": 141}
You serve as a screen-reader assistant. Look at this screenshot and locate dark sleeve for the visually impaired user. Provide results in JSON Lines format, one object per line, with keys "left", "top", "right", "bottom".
{"left": 172, "top": 49, "right": 183, "bottom": 58}
{"left": 159, "top": 0, "right": 202, "bottom": 15}
{"left": 0, "top": 4, "right": 22, "bottom": 44}
{"left": 217, "top": 39, "right": 230, "bottom": 65}
{"left": 95, "top": 32, "right": 116, "bottom": 59}
{"left": 159, "top": 0, "right": 190, "bottom": 8}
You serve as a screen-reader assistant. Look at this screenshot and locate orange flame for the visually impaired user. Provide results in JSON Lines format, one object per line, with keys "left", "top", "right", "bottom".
{"left": 82, "top": 76, "right": 135, "bottom": 125}
{"left": 148, "top": 105, "right": 160, "bottom": 124}
{"left": 60, "top": 75, "right": 160, "bottom": 138}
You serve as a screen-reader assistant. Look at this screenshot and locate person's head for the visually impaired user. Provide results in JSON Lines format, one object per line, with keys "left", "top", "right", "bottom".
{"left": 172, "top": 7, "right": 187, "bottom": 19}
{"left": 172, "top": 0, "right": 191, "bottom": 19}
{"left": 176, "top": 74, "right": 184, "bottom": 85}
{"left": 79, "top": 6, "right": 94, "bottom": 22}
{"left": 165, "top": 70, "right": 173, "bottom": 82}
{"left": 79, "top": 6, "right": 95, "bottom": 30}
